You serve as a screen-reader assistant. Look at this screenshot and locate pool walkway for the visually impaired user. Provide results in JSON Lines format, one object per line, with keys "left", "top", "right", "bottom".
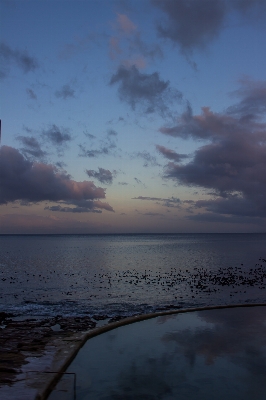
{"left": 1, "top": 304, "right": 266, "bottom": 400}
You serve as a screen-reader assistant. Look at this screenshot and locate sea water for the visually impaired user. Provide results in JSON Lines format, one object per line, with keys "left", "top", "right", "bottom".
{"left": 0, "top": 233, "right": 265, "bottom": 318}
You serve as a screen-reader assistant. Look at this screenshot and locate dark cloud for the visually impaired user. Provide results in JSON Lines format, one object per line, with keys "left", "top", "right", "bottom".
{"left": 79, "top": 131, "right": 117, "bottom": 158}
{"left": 134, "top": 177, "right": 146, "bottom": 187}
{"left": 55, "top": 84, "right": 75, "bottom": 99}
{"left": 17, "top": 136, "right": 46, "bottom": 160}
{"left": 41, "top": 124, "right": 72, "bottom": 156}
{"left": 194, "top": 196, "right": 266, "bottom": 218}
{"left": 107, "top": 129, "right": 118, "bottom": 136}
{"left": 109, "top": 65, "right": 182, "bottom": 116}
{"left": 133, "top": 151, "right": 160, "bottom": 167}
{"left": 42, "top": 125, "right": 72, "bottom": 145}
{"left": 133, "top": 196, "right": 166, "bottom": 201}
{"left": 153, "top": 0, "right": 226, "bottom": 54}
{"left": 133, "top": 195, "right": 181, "bottom": 208}
{"left": 187, "top": 212, "right": 265, "bottom": 226}
{"left": 45, "top": 199, "right": 114, "bottom": 213}
{"left": 0, "top": 146, "right": 113, "bottom": 214}
{"left": 129, "top": 33, "right": 163, "bottom": 62}
{"left": 143, "top": 212, "right": 164, "bottom": 217}
{"left": 133, "top": 195, "right": 180, "bottom": 203}
{"left": 16, "top": 125, "right": 72, "bottom": 160}
{"left": 161, "top": 80, "right": 266, "bottom": 220}
{"left": 156, "top": 144, "right": 188, "bottom": 162}
{"left": 86, "top": 168, "right": 116, "bottom": 184}
{"left": 45, "top": 204, "right": 101, "bottom": 213}
{"left": 234, "top": 0, "right": 266, "bottom": 17}
{"left": 83, "top": 131, "right": 96, "bottom": 139}
{"left": 26, "top": 88, "right": 37, "bottom": 100}
{"left": 153, "top": 0, "right": 266, "bottom": 56}
{"left": 55, "top": 161, "right": 67, "bottom": 169}
{"left": 0, "top": 42, "right": 38, "bottom": 78}
{"left": 227, "top": 79, "right": 266, "bottom": 119}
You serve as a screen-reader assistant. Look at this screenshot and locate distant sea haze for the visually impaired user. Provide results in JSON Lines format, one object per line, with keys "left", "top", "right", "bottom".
{"left": 0, "top": 233, "right": 266, "bottom": 318}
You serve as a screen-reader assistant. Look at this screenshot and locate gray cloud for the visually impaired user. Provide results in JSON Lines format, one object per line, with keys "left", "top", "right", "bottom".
{"left": 143, "top": 212, "right": 164, "bottom": 217}
{"left": 16, "top": 124, "right": 72, "bottom": 160}
{"left": 132, "top": 195, "right": 179, "bottom": 202}
{"left": 0, "top": 42, "right": 38, "bottom": 78}
{"left": 153, "top": 0, "right": 266, "bottom": 55}
{"left": 153, "top": 0, "right": 226, "bottom": 54}
{"left": 133, "top": 195, "right": 181, "bottom": 208}
{"left": 134, "top": 177, "right": 146, "bottom": 187}
{"left": 227, "top": 79, "right": 266, "bottom": 120}
{"left": 55, "top": 84, "right": 75, "bottom": 99}
{"left": 161, "top": 80, "right": 266, "bottom": 220}
{"left": 193, "top": 196, "right": 266, "bottom": 218}
{"left": 133, "top": 196, "right": 167, "bottom": 201}
{"left": 109, "top": 65, "right": 182, "bottom": 116}
{"left": 156, "top": 144, "right": 188, "bottom": 162}
{"left": 186, "top": 212, "right": 265, "bottom": 226}
{"left": 45, "top": 199, "right": 114, "bottom": 213}
{"left": 129, "top": 33, "right": 163, "bottom": 62}
{"left": 42, "top": 124, "right": 72, "bottom": 156}
{"left": 45, "top": 204, "right": 101, "bottom": 213}
{"left": 133, "top": 151, "right": 160, "bottom": 167}
{"left": 0, "top": 146, "right": 113, "bottom": 215}
{"left": 79, "top": 131, "right": 117, "bottom": 158}
{"left": 83, "top": 131, "right": 96, "bottom": 139}
{"left": 26, "top": 88, "right": 37, "bottom": 100}
{"left": 17, "top": 136, "right": 46, "bottom": 160}
{"left": 42, "top": 125, "right": 72, "bottom": 145}
{"left": 86, "top": 167, "right": 116, "bottom": 184}
{"left": 107, "top": 129, "right": 118, "bottom": 136}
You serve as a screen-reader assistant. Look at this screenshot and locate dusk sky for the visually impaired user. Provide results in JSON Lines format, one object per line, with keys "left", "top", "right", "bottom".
{"left": 1, "top": 0, "right": 266, "bottom": 234}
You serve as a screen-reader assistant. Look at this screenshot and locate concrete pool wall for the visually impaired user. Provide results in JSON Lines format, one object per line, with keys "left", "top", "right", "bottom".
{"left": 42, "top": 302, "right": 266, "bottom": 400}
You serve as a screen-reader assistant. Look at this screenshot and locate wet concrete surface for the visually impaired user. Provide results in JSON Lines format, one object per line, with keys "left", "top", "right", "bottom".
{"left": 0, "top": 313, "right": 100, "bottom": 400}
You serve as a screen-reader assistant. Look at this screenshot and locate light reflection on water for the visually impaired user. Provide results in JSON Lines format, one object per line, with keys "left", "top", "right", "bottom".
{"left": 0, "top": 234, "right": 266, "bottom": 317}
{"left": 49, "top": 306, "right": 266, "bottom": 400}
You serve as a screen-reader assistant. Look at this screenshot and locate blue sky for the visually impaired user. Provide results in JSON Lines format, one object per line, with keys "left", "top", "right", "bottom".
{"left": 1, "top": 0, "right": 266, "bottom": 233}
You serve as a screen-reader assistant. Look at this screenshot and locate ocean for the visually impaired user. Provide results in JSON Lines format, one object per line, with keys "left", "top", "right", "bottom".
{"left": 0, "top": 233, "right": 266, "bottom": 318}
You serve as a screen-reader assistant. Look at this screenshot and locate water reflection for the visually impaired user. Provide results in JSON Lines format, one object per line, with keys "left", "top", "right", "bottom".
{"left": 49, "top": 306, "right": 266, "bottom": 399}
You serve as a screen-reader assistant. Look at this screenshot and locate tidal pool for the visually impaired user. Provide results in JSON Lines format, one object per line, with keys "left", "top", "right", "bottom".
{"left": 48, "top": 305, "right": 266, "bottom": 400}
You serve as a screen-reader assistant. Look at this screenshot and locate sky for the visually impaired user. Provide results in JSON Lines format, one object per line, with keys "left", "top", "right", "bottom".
{"left": 0, "top": 0, "right": 266, "bottom": 234}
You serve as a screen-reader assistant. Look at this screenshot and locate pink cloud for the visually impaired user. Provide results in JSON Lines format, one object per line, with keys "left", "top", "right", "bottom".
{"left": 0, "top": 146, "right": 114, "bottom": 213}
{"left": 117, "top": 13, "right": 137, "bottom": 35}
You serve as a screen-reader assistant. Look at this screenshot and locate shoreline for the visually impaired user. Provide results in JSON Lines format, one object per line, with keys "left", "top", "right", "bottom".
{"left": 1, "top": 303, "right": 266, "bottom": 399}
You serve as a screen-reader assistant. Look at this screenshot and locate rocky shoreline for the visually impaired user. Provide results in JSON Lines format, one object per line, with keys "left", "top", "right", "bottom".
{"left": 0, "top": 311, "right": 131, "bottom": 399}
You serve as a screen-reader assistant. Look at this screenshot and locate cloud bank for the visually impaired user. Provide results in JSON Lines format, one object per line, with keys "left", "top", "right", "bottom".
{"left": 153, "top": 0, "right": 266, "bottom": 55}
{"left": 110, "top": 65, "right": 182, "bottom": 116}
{"left": 160, "top": 80, "right": 266, "bottom": 220}
{"left": 0, "top": 146, "right": 114, "bottom": 213}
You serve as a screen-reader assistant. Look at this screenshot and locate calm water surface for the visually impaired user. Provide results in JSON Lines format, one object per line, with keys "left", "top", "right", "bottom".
{"left": 0, "top": 234, "right": 265, "bottom": 317}
{"left": 51, "top": 306, "right": 266, "bottom": 400}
